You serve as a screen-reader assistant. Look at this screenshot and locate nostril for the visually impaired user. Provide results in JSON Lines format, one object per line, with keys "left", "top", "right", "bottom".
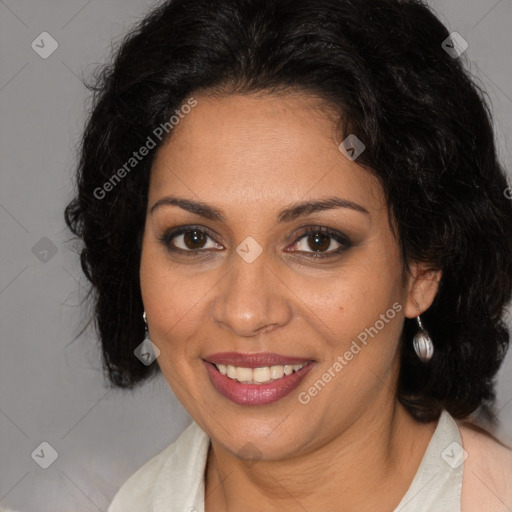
{"left": 257, "top": 324, "right": 278, "bottom": 335}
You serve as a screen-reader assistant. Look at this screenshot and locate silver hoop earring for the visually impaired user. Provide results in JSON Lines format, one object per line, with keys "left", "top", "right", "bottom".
{"left": 413, "top": 314, "right": 434, "bottom": 362}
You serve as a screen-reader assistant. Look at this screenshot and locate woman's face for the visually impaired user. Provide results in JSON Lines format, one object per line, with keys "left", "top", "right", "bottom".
{"left": 140, "top": 92, "right": 434, "bottom": 460}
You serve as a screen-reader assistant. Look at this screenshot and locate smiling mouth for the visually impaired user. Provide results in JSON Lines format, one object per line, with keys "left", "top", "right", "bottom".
{"left": 212, "top": 361, "right": 313, "bottom": 384}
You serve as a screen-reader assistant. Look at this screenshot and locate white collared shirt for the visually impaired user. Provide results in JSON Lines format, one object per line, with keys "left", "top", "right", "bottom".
{"left": 107, "top": 410, "right": 512, "bottom": 511}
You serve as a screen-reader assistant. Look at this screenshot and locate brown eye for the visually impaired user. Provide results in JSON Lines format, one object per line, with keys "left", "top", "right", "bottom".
{"left": 158, "top": 226, "right": 223, "bottom": 254}
{"left": 183, "top": 230, "right": 207, "bottom": 250}
{"left": 288, "top": 226, "right": 352, "bottom": 258}
{"left": 307, "top": 232, "right": 331, "bottom": 252}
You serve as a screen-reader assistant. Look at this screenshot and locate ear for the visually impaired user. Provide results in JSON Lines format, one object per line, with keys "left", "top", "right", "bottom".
{"left": 403, "top": 262, "right": 442, "bottom": 318}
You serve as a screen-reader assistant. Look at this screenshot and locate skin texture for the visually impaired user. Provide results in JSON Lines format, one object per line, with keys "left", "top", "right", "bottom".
{"left": 139, "top": 91, "right": 442, "bottom": 511}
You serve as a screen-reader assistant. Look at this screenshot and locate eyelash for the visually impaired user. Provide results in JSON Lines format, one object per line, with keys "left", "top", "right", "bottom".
{"left": 158, "top": 225, "right": 352, "bottom": 259}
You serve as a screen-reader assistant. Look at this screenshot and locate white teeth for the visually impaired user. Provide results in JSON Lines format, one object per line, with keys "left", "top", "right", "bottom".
{"left": 253, "top": 367, "right": 271, "bottom": 383}
{"left": 269, "top": 365, "right": 284, "bottom": 379}
{"left": 215, "top": 362, "right": 308, "bottom": 384}
{"left": 236, "top": 367, "right": 253, "bottom": 381}
{"left": 227, "top": 365, "right": 237, "bottom": 379}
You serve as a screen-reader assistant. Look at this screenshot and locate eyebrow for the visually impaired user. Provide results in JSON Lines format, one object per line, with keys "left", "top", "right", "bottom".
{"left": 149, "top": 195, "right": 369, "bottom": 222}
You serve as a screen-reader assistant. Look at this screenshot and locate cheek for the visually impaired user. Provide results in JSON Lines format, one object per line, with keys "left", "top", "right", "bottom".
{"left": 300, "top": 251, "right": 405, "bottom": 397}
{"left": 301, "top": 277, "right": 404, "bottom": 415}
{"left": 139, "top": 242, "right": 213, "bottom": 360}
{"left": 306, "top": 252, "right": 403, "bottom": 343}
{"left": 313, "top": 285, "right": 404, "bottom": 373}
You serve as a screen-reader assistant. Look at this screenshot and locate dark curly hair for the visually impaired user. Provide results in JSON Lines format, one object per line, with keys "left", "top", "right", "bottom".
{"left": 64, "top": 0, "right": 512, "bottom": 424}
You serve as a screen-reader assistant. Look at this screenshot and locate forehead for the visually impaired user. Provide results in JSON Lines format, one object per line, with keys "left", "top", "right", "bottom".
{"left": 148, "top": 92, "right": 385, "bottom": 215}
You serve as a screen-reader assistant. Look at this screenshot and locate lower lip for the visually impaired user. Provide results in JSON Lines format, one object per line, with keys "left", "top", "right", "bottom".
{"left": 203, "top": 361, "right": 315, "bottom": 406}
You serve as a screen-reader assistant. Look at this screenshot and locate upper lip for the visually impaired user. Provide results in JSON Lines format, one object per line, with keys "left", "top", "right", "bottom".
{"left": 204, "top": 352, "right": 314, "bottom": 368}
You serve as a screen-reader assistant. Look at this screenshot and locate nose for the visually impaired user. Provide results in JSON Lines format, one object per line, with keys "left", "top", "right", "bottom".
{"left": 210, "top": 251, "right": 293, "bottom": 338}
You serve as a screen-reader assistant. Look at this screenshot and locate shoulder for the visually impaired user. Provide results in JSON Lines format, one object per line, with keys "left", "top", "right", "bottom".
{"left": 107, "top": 443, "right": 174, "bottom": 511}
{"left": 107, "top": 421, "right": 209, "bottom": 512}
{"left": 456, "top": 419, "right": 512, "bottom": 512}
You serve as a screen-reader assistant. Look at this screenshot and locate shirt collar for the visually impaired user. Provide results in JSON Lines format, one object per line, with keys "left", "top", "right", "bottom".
{"left": 152, "top": 420, "right": 210, "bottom": 512}
{"left": 149, "top": 410, "right": 462, "bottom": 512}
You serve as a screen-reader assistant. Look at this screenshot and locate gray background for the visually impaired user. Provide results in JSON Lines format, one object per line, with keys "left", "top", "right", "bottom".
{"left": 1, "top": 1, "right": 511, "bottom": 510}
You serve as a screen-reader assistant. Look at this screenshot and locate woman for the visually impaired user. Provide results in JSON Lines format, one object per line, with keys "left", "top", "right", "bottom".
{"left": 64, "top": 0, "right": 512, "bottom": 510}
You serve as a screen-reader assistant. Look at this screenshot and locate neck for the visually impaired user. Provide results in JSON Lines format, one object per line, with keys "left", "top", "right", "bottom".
{"left": 205, "top": 399, "right": 437, "bottom": 511}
